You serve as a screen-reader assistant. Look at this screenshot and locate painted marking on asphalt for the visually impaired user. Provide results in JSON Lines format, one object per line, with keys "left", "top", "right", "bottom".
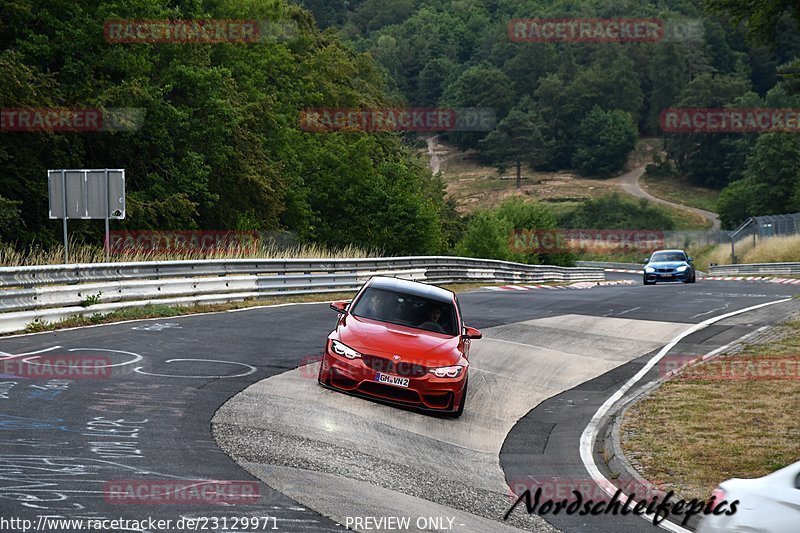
{"left": 23, "top": 348, "right": 143, "bottom": 368}
{"left": 133, "top": 358, "right": 256, "bottom": 379}
{"left": 0, "top": 345, "right": 61, "bottom": 360}
{"left": 689, "top": 303, "right": 730, "bottom": 319}
{"left": 578, "top": 297, "right": 791, "bottom": 533}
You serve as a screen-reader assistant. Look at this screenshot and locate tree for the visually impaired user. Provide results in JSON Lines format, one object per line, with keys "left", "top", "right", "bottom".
{"left": 664, "top": 73, "right": 752, "bottom": 188}
{"left": 704, "top": 0, "right": 800, "bottom": 92}
{"left": 440, "top": 63, "right": 516, "bottom": 149}
{"left": 478, "top": 98, "right": 543, "bottom": 188}
{"left": 572, "top": 107, "right": 638, "bottom": 178}
{"left": 717, "top": 133, "right": 800, "bottom": 227}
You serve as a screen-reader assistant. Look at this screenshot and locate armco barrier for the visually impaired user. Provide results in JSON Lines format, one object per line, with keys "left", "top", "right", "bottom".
{"left": 575, "top": 261, "right": 644, "bottom": 270}
{"left": 0, "top": 257, "right": 603, "bottom": 334}
{"left": 709, "top": 262, "right": 800, "bottom": 276}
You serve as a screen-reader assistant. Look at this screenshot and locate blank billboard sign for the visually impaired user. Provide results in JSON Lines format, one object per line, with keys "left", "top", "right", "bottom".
{"left": 48, "top": 169, "right": 125, "bottom": 219}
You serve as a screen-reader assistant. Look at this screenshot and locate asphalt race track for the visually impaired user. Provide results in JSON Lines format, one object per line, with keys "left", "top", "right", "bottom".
{"left": 1, "top": 275, "right": 798, "bottom": 533}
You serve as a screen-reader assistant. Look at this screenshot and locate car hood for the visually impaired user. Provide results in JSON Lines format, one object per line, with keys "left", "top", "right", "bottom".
{"left": 646, "top": 261, "right": 689, "bottom": 269}
{"left": 336, "top": 315, "right": 462, "bottom": 367}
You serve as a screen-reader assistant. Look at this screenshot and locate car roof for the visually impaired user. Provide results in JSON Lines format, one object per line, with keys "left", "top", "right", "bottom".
{"left": 651, "top": 249, "right": 686, "bottom": 254}
{"left": 366, "top": 276, "right": 455, "bottom": 304}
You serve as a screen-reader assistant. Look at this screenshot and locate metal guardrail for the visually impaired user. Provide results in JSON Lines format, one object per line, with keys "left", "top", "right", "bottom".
{"left": 0, "top": 256, "right": 603, "bottom": 334}
{"left": 576, "top": 261, "right": 643, "bottom": 270}
{"left": 709, "top": 262, "right": 800, "bottom": 276}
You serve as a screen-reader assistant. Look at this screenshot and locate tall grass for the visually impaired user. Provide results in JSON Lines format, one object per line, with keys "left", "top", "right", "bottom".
{"left": 689, "top": 234, "right": 800, "bottom": 271}
{"left": 0, "top": 239, "right": 379, "bottom": 267}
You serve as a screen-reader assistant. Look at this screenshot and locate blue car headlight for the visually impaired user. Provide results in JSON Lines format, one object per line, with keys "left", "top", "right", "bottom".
{"left": 645, "top": 267, "right": 655, "bottom": 273}
{"left": 676, "top": 265, "right": 688, "bottom": 272}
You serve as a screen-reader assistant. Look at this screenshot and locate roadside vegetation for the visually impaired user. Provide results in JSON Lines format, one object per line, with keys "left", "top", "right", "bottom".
{"left": 641, "top": 167, "right": 721, "bottom": 214}
{"left": 621, "top": 318, "right": 800, "bottom": 500}
{"left": 689, "top": 234, "right": 800, "bottom": 271}
{"left": 0, "top": 240, "right": 377, "bottom": 267}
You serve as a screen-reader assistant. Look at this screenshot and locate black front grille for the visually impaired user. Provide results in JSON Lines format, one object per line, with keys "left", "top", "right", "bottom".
{"left": 362, "top": 355, "right": 427, "bottom": 378}
{"left": 359, "top": 381, "right": 420, "bottom": 403}
{"left": 657, "top": 268, "right": 673, "bottom": 272}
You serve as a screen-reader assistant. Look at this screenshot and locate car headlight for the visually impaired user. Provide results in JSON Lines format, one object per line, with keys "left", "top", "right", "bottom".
{"left": 645, "top": 267, "right": 655, "bottom": 273}
{"left": 676, "top": 265, "right": 688, "bottom": 272}
{"left": 429, "top": 365, "right": 463, "bottom": 378}
{"left": 330, "top": 340, "right": 361, "bottom": 359}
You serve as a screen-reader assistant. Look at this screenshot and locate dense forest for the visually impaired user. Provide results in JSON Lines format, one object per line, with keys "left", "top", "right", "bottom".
{"left": 298, "top": 0, "right": 800, "bottom": 228}
{"left": 1, "top": 0, "right": 799, "bottom": 260}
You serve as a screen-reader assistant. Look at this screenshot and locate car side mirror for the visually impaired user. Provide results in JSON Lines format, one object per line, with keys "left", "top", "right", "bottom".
{"left": 330, "top": 301, "right": 349, "bottom": 314}
{"left": 463, "top": 326, "right": 482, "bottom": 339}
{"left": 643, "top": 258, "right": 650, "bottom": 264}
{"left": 687, "top": 257, "right": 693, "bottom": 262}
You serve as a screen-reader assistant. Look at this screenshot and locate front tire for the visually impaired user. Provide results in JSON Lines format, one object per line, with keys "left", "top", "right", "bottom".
{"left": 643, "top": 277, "right": 655, "bottom": 285}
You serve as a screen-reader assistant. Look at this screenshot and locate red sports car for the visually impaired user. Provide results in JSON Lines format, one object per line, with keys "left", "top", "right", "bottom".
{"left": 318, "top": 276, "right": 482, "bottom": 417}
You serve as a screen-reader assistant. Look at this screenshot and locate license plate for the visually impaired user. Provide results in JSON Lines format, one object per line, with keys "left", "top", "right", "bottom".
{"left": 662, "top": 273, "right": 673, "bottom": 277}
{"left": 375, "top": 373, "right": 409, "bottom": 387}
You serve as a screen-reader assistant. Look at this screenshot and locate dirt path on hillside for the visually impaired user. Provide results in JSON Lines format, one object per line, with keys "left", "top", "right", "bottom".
{"left": 424, "top": 136, "right": 721, "bottom": 230}
{"left": 609, "top": 166, "right": 721, "bottom": 230}
{"left": 426, "top": 135, "right": 442, "bottom": 175}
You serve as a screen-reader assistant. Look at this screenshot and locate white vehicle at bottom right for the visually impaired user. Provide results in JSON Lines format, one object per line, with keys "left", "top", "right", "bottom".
{"left": 698, "top": 460, "right": 800, "bottom": 533}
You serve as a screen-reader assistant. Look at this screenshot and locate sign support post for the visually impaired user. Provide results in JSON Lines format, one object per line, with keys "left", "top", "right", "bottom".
{"left": 104, "top": 169, "right": 110, "bottom": 261}
{"left": 61, "top": 170, "right": 69, "bottom": 264}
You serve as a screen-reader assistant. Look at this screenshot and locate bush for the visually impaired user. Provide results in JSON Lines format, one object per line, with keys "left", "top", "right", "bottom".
{"left": 455, "top": 210, "right": 514, "bottom": 261}
{"left": 557, "top": 193, "right": 676, "bottom": 230}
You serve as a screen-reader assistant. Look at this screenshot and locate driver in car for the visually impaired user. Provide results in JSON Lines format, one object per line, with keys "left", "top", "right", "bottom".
{"left": 418, "top": 304, "right": 445, "bottom": 333}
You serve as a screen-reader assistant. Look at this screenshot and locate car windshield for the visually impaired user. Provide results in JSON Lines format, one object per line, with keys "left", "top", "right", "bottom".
{"left": 350, "top": 287, "right": 458, "bottom": 337}
{"left": 651, "top": 252, "right": 686, "bottom": 262}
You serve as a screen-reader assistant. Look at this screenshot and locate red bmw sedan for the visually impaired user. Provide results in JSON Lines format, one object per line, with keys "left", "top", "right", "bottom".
{"left": 318, "top": 276, "right": 482, "bottom": 417}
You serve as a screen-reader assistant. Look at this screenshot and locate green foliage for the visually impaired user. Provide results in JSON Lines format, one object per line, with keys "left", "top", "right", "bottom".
{"left": 478, "top": 97, "right": 543, "bottom": 187}
{"left": 455, "top": 197, "right": 572, "bottom": 265}
{"left": 557, "top": 193, "right": 676, "bottom": 230}
{"left": 663, "top": 73, "right": 754, "bottom": 188}
{"left": 0, "top": 0, "right": 451, "bottom": 256}
{"left": 0, "top": 195, "right": 24, "bottom": 242}
{"left": 572, "top": 107, "right": 638, "bottom": 178}
{"left": 455, "top": 210, "right": 514, "bottom": 262}
{"left": 717, "top": 133, "right": 800, "bottom": 228}
{"left": 80, "top": 291, "right": 103, "bottom": 307}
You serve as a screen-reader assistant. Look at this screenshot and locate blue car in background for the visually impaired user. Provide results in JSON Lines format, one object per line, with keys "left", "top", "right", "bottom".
{"left": 643, "top": 249, "right": 696, "bottom": 285}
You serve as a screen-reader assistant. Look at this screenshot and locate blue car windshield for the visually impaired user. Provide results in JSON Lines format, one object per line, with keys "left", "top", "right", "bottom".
{"left": 651, "top": 252, "right": 686, "bottom": 262}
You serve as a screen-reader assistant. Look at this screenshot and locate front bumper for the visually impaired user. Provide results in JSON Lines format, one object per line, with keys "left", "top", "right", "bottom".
{"left": 644, "top": 270, "right": 691, "bottom": 282}
{"left": 318, "top": 350, "right": 467, "bottom": 413}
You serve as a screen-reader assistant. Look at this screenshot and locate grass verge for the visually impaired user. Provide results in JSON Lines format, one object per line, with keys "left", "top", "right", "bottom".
{"left": 640, "top": 173, "right": 720, "bottom": 213}
{"left": 620, "top": 318, "right": 800, "bottom": 500}
{"left": 690, "top": 234, "right": 800, "bottom": 271}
